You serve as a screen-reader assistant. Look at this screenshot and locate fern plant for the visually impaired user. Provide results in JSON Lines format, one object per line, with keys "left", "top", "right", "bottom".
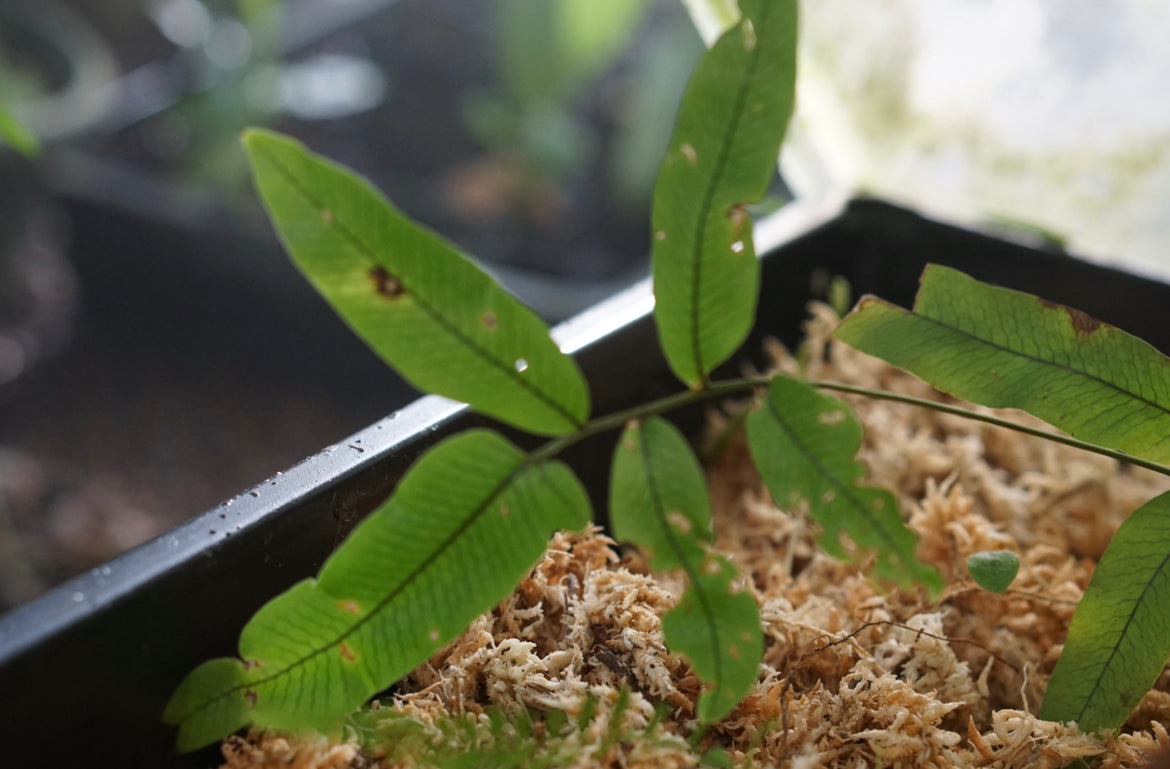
{"left": 165, "top": 0, "right": 1170, "bottom": 757}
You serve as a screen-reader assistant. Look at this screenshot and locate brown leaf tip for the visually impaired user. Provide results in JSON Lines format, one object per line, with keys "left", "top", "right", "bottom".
{"left": 370, "top": 266, "right": 405, "bottom": 299}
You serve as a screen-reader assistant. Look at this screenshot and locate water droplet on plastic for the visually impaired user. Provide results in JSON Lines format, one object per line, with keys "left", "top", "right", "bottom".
{"left": 514, "top": 358, "right": 529, "bottom": 373}
{"left": 71, "top": 591, "right": 85, "bottom": 603}
{"left": 167, "top": 536, "right": 180, "bottom": 548}
{"left": 100, "top": 566, "right": 112, "bottom": 576}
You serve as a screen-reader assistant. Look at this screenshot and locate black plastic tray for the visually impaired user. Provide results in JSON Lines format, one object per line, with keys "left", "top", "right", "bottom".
{"left": 2, "top": 199, "right": 1167, "bottom": 767}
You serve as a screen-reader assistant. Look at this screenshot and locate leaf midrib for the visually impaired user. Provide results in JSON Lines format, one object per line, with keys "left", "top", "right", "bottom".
{"left": 686, "top": 3, "right": 770, "bottom": 382}
{"left": 183, "top": 457, "right": 532, "bottom": 722}
{"left": 255, "top": 143, "right": 583, "bottom": 432}
{"left": 762, "top": 394, "right": 906, "bottom": 563}
{"left": 636, "top": 425, "right": 724, "bottom": 699}
{"left": 898, "top": 303, "right": 1170, "bottom": 442}
{"left": 1071, "top": 545, "right": 1170, "bottom": 725}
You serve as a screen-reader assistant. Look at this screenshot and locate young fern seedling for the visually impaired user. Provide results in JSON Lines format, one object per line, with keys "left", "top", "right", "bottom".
{"left": 165, "top": 0, "right": 804, "bottom": 750}
{"left": 164, "top": 0, "right": 1170, "bottom": 756}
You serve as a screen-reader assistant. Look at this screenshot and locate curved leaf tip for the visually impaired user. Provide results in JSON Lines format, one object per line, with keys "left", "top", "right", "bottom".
{"left": 610, "top": 417, "right": 762, "bottom": 723}
{"left": 651, "top": 0, "right": 797, "bottom": 386}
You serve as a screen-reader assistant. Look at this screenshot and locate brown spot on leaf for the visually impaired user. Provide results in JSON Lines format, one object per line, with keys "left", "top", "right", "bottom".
{"left": 339, "top": 642, "right": 357, "bottom": 662}
{"left": 728, "top": 205, "right": 750, "bottom": 239}
{"left": 480, "top": 310, "right": 498, "bottom": 330}
{"left": 244, "top": 689, "right": 258, "bottom": 707}
{"left": 337, "top": 599, "right": 362, "bottom": 615}
{"left": 370, "top": 266, "right": 405, "bottom": 298}
{"left": 1041, "top": 299, "right": 1102, "bottom": 334}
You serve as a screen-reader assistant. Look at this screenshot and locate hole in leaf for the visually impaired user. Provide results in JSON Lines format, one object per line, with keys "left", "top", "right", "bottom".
{"left": 818, "top": 410, "right": 846, "bottom": 426}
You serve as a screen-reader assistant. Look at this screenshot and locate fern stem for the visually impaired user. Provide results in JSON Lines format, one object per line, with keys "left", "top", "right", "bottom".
{"left": 532, "top": 374, "right": 1170, "bottom": 480}
{"left": 806, "top": 378, "right": 1170, "bottom": 479}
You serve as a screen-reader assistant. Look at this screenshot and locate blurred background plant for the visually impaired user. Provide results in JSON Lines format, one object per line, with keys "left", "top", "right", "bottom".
{"left": 0, "top": 0, "right": 703, "bottom": 612}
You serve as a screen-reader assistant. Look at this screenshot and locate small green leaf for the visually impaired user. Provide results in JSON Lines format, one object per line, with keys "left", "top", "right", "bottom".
{"left": 610, "top": 417, "right": 713, "bottom": 560}
{"left": 1040, "top": 490, "right": 1170, "bottom": 733}
{"left": 652, "top": 0, "right": 797, "bottom": 387}
{"left": 834, "top": 264, "right": 1170, "bottom": 464}
{"left": 746, "top": 376, "right": 943, "bottom": 592}
{"left": 610, "top": 417, "right": 762, "bottom": 723}
{"left": 0, "top": 105, "right": 39, "bottom": 158}
{"left": 242, "top": 129, "right": 590, "bottom": 436}
{"left": 967, "top": 550, "right": 1019, "bottom": 594}
{"left": 164, "top": 429, "right": 591, "bottom": 751}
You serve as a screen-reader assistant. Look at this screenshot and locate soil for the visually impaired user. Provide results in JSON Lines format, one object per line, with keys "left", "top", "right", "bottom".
{"left": 211, "top": 304, "right": 1170, "bottom": 768}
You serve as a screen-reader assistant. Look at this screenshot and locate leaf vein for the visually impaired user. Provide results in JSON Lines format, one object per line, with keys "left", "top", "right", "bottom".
{"left": 637, "top": 429, "right": 724, "bottom": 692}
{"left": 686, "top": 1, "right": 770, "bottom": 382}
{"left": 762, "top": 396, "right": 904, "bottom": 557}
{"left": 182, "top": 457, "right": 531, "bottom": 722}
{"left": 254, "top": 143, "right": 583, "bottom": 430}
{"left": 1074, "top": 546, "right": 1170, "bottom": 722}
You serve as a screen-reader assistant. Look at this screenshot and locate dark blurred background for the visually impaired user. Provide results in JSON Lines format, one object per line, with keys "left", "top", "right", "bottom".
{"left": 0, "top": 0, "right": 704, "bottom": 610}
